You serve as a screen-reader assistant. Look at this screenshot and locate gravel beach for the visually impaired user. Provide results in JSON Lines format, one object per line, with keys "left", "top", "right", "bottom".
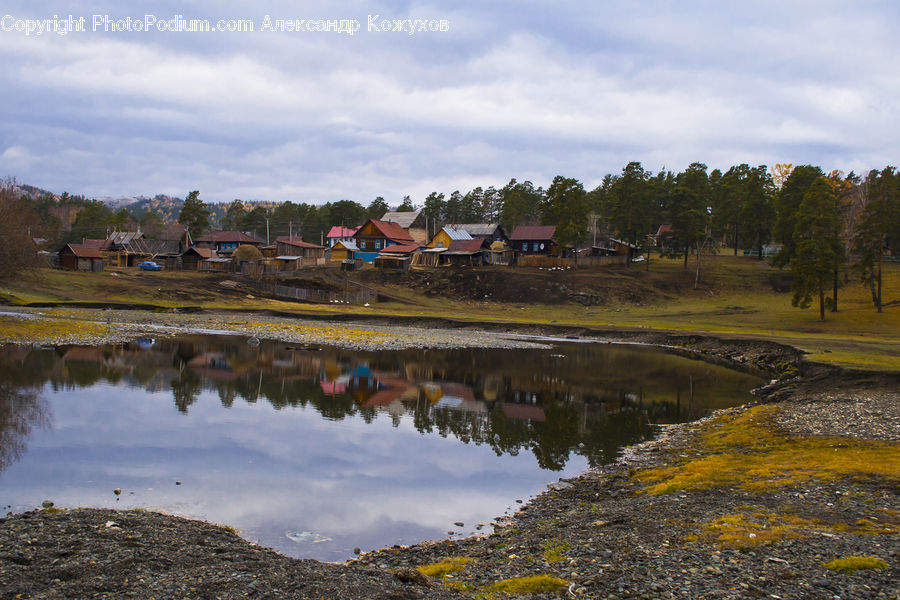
{"left": 1, "top": 307, "right": 898, "bottom": 599}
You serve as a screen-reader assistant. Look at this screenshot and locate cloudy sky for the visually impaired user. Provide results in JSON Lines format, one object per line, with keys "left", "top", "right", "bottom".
{"left": 1, "top": 1, "right": 898, "bottom": 205}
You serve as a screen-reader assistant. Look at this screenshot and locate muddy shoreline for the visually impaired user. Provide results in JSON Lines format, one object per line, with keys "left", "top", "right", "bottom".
{"left": 1, "top": 307, "right": 898, "bottom": 599}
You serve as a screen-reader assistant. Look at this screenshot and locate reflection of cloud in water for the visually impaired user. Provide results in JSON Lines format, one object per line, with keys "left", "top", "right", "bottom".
{"left": 0, "top": 337, "right": 762, "bottom": 560}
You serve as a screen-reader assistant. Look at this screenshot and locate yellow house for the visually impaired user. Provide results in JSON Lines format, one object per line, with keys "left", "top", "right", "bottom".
{"left": 330, "top": 240, "right": 358, "bottom": 262}
{"left": 427, "top": 226, "right": 473, "bottom": 249}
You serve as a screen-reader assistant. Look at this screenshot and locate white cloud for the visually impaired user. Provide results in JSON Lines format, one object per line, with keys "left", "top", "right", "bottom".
{"left": 1, "top": 1, "right": 898, "bottom": 202}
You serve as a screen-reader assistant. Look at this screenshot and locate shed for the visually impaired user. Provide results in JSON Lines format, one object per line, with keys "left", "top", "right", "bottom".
{"left": 181, "top": 246, "right": 217, "bottom": 271}
{"left": 330, "top": 239, "right": 358, "bottom": 262}
{"left": 201, "top": 257, "right": 233, "bottom": 272}
{"left": 442, "top": 238, "right": 486, "bottom": 267}
{"left": 273, "top": 255, "right": 303, "bottom": 271}
{"left": 58, "top": 244, "right": 105, "bottom": 272}
{"left": 374, "top": 242, "right": 421, "bottom": 270}
{"left": 275, "top": 236, "right": 326, "bottom": 259}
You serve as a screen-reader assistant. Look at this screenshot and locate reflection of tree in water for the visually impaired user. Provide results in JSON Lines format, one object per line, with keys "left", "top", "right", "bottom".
{"left": 0, "top": 382, "right": 51, "bottom": 472}
{"left": 0, "top": 337, "right": 759, "bottom": 470}
{"left": 171, "top": 362, "right": 203, "bottom": 414}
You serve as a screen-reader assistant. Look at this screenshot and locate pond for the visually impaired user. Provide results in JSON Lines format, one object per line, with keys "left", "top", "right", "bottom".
{"left": 0, "top": 335, "right": 763, "bottom": 561}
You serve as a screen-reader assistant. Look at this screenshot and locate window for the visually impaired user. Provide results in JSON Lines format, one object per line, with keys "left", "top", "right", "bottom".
{"left": 522, "top": 242, "right": 528, "bottom": 252}
{"left": 375, "top": 240, "right": 381, "bottom": 249}
{"left": 533, "top": 242, "right": 540, "bottom": 252}
{"left": 360, "top": 240, "right": 366, "bottom": 249}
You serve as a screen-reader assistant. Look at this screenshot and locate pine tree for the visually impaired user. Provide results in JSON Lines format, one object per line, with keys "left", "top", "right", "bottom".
{"left": 791, "top": 177, "right": 843, "bottom": 321}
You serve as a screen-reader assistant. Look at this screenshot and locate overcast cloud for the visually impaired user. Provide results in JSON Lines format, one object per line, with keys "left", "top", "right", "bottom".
{"left": 1, "top": 0, "right": 898, "bottom": 204}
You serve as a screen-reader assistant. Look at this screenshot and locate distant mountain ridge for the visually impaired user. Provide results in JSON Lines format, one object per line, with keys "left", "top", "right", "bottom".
{"left": 10, "top": 182, "right": 277, "bottom": 227}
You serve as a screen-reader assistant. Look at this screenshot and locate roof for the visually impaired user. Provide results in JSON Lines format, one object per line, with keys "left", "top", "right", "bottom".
{"left": 333, "top": 240, "right": 358, "bottom": 251}
{"left": 609, "top": 237, "right": 637, "bottom": 249}
{"left": 440, "top": 226, "right": 473, "bottom": 241}
{"left": 144, "top": 239, "right": 181, "bottom": 255}
{"left": 446, "top": 239, "right": 485, "bottom": 254}
{"left": 81, "top": 238, "right": 110, "bottom": 249}
{"left": 275, "top": 255, "right": 302, "bottom": 261}
{"left": 194, "top": 230, "right": 263, "bottom": 244}
{"left": 183, "top": 247, "right": 217, "bottom": 258}
{"left": 380, "top": 209, "right": 421, "bottom": 229}
{"left": 360, "top": 220, "right": 415, "bottom": 243}
{"left": 62, "top": 244, "right": 104, "bottom": 259}
{"left": 656, "top": 225, "right": 673, "bottom": 237}
{"left": 275, "top": 236, "right": 325, "bottom": 249}
{"left": 379, "top": 242, "right": 421, "bottom": 255}
{"left": 326, "top": 226, "right": 358, "bottom": 238}
{"left": 509, "top": 225, "right": 556, "bottom": 241}
{"left": 449, "top": 223, "right": 501, "bottom": 237}
{"left": 107, "top": 231, "right": 142, "bottom": 245}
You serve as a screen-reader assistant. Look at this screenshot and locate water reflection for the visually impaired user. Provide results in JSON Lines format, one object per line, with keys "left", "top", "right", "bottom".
{"left": 0, "top": 346, "right": 52, "bottom": 471}
{"left": 6, "top": 337, "right": 762, "bottom": 471}
{"left": 0, "top": 336, "right": 762, "bottom": 560}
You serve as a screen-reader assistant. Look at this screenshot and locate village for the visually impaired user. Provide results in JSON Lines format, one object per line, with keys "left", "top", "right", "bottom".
{"left": 54, "top": 207, "right": 643, "bottom": 276}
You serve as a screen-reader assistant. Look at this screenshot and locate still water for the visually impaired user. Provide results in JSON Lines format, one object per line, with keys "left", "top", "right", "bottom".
{"left": 0, "top": 335, "right": 762, "bottom": 561}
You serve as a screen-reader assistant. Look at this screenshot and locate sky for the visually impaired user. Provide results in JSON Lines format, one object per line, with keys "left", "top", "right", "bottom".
{"left": 1, "top": 1, "right": 898, "bottom": 205}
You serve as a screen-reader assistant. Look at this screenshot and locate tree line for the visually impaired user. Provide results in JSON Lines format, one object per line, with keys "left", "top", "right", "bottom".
{"left": 3, "top": 162, "right": 898, "bottom": 320}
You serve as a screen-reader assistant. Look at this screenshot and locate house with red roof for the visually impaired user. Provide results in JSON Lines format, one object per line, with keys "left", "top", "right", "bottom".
{"left": 509, "top": 225, "right": 557, "bottom": 255}
{"left": 325, "top": 226, "right": 359, "bottom": 248}
{"left": 58, "top": 244, "right": 105, "bottom": 271}
{"left": 353, "top": 219, "right": 417, "bottom": 262}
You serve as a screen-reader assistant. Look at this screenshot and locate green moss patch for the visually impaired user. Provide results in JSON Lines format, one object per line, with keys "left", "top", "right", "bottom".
{"left": 823, "top": 556, "right": 888, "bottom": 573}
{"left": 634, "top": 405, "right": 900, "bottom": 495}
{"left": 486, "top": 575, "right": 568, "bottom": 595}
{"left": 416, "top": 556, "right": 472, "bottom": 579}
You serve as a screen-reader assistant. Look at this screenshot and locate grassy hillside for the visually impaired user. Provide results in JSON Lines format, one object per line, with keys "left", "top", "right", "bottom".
{"left": 1, "top": 255, "right": 898, "bottom": 370}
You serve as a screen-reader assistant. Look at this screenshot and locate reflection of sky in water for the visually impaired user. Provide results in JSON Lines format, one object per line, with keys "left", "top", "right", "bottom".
{"left": 2, "top": 382, "right": 589, "bottom": 561}
{"left": 0, "top": 339, "right": 763, "bottom": 561}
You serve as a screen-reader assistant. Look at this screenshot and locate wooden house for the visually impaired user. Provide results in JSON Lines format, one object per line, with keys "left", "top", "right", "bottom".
{"left": 427, "top": 226, "right": 472, "bottom": 249}
{"left": 380, "top": 209, "right": 428, "bottom": 245}
{"left": 193, "top": 231, "right": 263, "bottom": 255}
{"left": 509, "top": 226, "right": 557, "bottom": 255}
{"left": 330, "top": 239, "right": 358, "bottom": 262}
{"left": 441, "top": 238, "right": 485, "bottom": 267}
{"left": 449, "top": 223, "right": 508, "bottom": 246}
{"left": 354, "top": 219, "right": 416, "bottom": 262}
{"left": 275, "top": 236, "right": 326, "bottom": 258}
{"left": 326, "top": 226, "right": 359, "bottom": 248}
{"left": 58, "top": 244, "right": 105, "bottom": 272}
{"left": 181, "top": 246, "right": 217, "bottom": 270}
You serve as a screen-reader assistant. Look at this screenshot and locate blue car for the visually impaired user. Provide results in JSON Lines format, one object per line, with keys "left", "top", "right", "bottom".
{"left": 138, "top": 260, "right": 162, "bottom": 271}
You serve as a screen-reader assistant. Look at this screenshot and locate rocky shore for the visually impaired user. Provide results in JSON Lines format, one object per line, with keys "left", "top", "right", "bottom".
{"left": 1, "top": 308, "right": 898, "bottom": 599}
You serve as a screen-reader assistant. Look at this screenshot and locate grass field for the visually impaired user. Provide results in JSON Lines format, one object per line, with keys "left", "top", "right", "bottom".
{"left": 1, "top": 255, "right": 898, "bottom": 370}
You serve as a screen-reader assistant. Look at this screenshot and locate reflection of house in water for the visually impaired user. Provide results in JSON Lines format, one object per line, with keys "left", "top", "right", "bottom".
{"left": 361, "top": 376, "right": 412, "bottom": 420}
{"left": 187, "top": 353, "right": 237, "bottom": 381}
{"left": 428, "top": 382, "right": 488, "bottom": 414}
